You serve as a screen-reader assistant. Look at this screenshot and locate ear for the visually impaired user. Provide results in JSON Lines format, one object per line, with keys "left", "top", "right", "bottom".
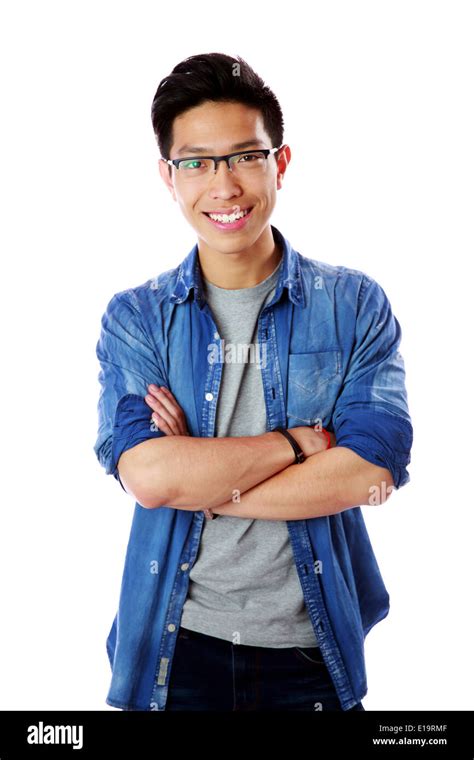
{"left": 158, "top": 159, "right": 177, "bottom": 201}
{"left": 276, "top": 145, "right": 291, "bottom": 191}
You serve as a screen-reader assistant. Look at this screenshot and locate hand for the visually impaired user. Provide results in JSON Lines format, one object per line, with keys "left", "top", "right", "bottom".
{"left": 145, "top": 384, "right": 190, "bottom": 436}
{"left": 288, "top": 426, "right": 337, "bottom": 459}
{"left": 145, "top": 385, "right": 215, "bottom": 518}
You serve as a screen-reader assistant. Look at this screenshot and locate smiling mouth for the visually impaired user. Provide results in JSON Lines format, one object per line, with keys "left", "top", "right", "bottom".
{"left": 203, "top": 206, "right": 254, "bottom": 224}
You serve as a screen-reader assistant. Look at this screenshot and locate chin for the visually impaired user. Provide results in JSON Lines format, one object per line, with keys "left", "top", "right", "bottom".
{"left": 196, "top": 219, "right": 268, "bottom": 253}
{"left": 209, "top": 230, "right": 259, "bottom": 249}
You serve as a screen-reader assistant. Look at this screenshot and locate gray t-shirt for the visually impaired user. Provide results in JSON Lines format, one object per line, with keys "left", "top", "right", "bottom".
{"left": 179, "top": 257, "right": 318, "bottom": 648}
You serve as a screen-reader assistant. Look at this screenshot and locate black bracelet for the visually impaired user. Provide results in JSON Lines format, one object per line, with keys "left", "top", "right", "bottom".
{"left": 273, "top": 427, "right": 306, "bottom": 464}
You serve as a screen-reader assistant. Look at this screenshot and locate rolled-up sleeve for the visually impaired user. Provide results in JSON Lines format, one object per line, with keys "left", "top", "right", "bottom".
{"left": 332, "top": 275, "right": 413, "bottom": 489}
{"left": 93, "top": 291, "right": 167, "bottom": 490}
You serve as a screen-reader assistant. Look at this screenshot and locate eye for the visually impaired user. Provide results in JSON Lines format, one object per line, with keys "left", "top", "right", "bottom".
{"left": 238, "top": 152, "right": 260, "bottom": 162}
{"left": 180, "top": 159, "right": 205, "bottom": 170}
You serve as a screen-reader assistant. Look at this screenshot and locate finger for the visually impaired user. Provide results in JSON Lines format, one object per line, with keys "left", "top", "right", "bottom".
{"left": 147, "top": 386, "right": 180, "bottom": 418}
{"left": 159, "top": 386, "right": 178, "bottom": 402}
{"left": 145, "top": 392, "right": 160, "bottom": 412}
{"left": 146, "top": 394, "right": 188, "bottom": 436}
{"left": 146, "top": 394, "right": 181, "bottom": 435}
{"left": 150, "top": 402, "right": 181, "bottom": 435}
{"left": 151, "top": 412, "right": 174, "bottom": 436}
{"left": 159, "top": 387, "right": 189, "bottom": 435}
{"left": 145, "top": 394, "right": 175, "bottom": 428}
{"left": 149, "top": 386, "right": 188, "bottom": 435}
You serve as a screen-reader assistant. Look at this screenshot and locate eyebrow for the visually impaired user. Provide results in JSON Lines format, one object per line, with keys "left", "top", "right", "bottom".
{"left": 175, "top": 139, "right": 268, "bottom": 156}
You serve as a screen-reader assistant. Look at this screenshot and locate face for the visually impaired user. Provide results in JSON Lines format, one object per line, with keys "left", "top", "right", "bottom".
{"left": 159, "top": 100, "right": 291, "bottom": 256}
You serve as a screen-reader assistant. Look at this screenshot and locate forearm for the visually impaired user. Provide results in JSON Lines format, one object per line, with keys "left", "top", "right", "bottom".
{"left": 120, "top": 431, "right": 294, "bottom": 509}
{"left": 211, "top": 446, "right": 395, "bottom": 520}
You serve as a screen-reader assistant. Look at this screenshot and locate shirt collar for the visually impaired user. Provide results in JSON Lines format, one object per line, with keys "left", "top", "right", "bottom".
{"left": 169, "top": 225, "right": 305, "bottom": 308}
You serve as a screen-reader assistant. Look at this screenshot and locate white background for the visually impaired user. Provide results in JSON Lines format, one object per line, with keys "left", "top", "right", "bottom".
{"left": 0, "top": 0, "right": 472, "bottom": 710}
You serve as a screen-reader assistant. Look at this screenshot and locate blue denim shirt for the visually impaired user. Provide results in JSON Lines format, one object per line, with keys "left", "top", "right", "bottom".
{"left": 93, "top": 225, "right": 413, "bottom": 711}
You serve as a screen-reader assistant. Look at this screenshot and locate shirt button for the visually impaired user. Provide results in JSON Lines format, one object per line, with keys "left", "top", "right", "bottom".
{"left": 205, "top": 392, "right": 213, "bottom": 401}
{"left": 168, "top": 624, "right": 176, "bottom": 633}
{"left": 181, "top": 563, "right": 189, "bottom": 571}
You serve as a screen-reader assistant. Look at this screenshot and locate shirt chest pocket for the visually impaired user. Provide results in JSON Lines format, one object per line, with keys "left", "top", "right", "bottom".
{"left": 286, "top": 350, "right": 342, "bottom": 427}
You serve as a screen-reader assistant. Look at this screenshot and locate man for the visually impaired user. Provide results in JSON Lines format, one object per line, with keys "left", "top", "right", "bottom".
{"left": 93, "top": 52, "right": 413, "bottom": 712}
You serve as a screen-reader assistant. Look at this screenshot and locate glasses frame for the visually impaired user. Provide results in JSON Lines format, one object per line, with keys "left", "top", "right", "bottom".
{"left": 161, "top": 145, "right": 283, "bottom": 174}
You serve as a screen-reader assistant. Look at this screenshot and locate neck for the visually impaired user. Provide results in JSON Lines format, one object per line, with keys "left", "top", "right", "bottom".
{"left": 197, "top": 226, "right": 282, "bottom": 289}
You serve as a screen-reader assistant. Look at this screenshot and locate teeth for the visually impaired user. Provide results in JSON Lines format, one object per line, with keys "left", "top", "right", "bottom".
{"left": 208, "top": 208, "right": 250, "bottom": 223}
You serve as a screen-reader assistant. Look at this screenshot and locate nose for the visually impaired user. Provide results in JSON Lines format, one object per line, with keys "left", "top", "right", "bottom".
{"left": 207, "top": 158, "right": 242, "bottom": 199}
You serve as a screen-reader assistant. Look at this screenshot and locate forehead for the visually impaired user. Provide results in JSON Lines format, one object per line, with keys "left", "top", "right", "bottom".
{"left": 170, "top": 101, "right": 270, "bottom": 155}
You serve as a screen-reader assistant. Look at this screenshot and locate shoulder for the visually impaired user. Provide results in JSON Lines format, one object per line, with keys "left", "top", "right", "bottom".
{"left": 295, "top": 250, "right": 378, "bottom": 300}
{"left": 101, "top": 264, "right": 179, "bottom": 317}
{"left": 293, "top": 251, "right": 395, "bottom": 323}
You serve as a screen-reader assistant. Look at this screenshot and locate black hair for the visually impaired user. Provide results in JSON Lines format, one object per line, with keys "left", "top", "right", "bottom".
{"left": 151, "top": 52, "right": 284, "bottom": 159}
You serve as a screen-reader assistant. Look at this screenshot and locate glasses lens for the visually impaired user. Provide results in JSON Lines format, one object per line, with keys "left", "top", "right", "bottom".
{"left": 230, "top": 151, "right": 267, "bottom": 172}
{"left": 177, "top": 158, "right": 214, "bottom": 174}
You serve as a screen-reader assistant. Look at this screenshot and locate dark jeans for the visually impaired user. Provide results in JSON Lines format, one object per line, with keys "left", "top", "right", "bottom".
{"left": 165, "top": 626, "right": 365, "bottom": 712}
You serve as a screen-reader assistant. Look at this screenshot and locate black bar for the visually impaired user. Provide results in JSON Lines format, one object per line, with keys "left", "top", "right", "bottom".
{"left": 0, "top": 710, "right": 473, "bottom": 757}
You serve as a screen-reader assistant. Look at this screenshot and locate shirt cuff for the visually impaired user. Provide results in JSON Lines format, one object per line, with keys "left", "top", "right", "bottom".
{"left": 333, "top": 404, "right": 413, "bottom": 489}
{"left": 111, "top": 393, "right": 166, "bottom": 489}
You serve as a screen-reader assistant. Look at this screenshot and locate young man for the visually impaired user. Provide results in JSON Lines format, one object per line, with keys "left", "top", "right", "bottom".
{"left": 93, "top": 52, "right": 413, "bottom": 712}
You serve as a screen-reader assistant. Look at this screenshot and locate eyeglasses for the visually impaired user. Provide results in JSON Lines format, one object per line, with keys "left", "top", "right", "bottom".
{"left": 161, "top": 146, "right": 282, "bottom": 180}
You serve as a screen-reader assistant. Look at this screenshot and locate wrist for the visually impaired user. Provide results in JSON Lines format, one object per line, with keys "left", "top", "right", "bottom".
{"left": 286, "top": 425, "right": 332, "bottom": 458}
{"left": 272, "top": 427, "right": 306, "bottom": 464}
{"left": 267, "top": 429, "right": 298, "bottom": 468}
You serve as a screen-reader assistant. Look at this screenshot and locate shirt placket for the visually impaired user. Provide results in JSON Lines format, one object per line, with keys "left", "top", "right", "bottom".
{"left": 149, "top": 304, "right": 224, "bottom": 710}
